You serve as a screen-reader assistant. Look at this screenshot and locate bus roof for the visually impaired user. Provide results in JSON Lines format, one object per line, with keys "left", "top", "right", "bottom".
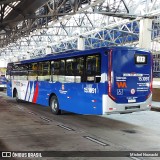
{"left": 13, "top": 46, "right": 150, "bottom": 65}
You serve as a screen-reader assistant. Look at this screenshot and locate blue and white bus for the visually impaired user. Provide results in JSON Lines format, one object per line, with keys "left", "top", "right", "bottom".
{"left": 6, "top": 47, "right": 152, "bottom": 115}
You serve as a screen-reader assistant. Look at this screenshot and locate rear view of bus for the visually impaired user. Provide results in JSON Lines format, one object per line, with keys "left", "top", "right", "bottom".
{"left": 104, "top": 47, "right": 152, "bottom": 114}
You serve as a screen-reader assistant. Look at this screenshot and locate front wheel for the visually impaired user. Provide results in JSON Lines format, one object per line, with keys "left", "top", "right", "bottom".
{"left": 50, "top": 96, "right": 61, "bottom": 115}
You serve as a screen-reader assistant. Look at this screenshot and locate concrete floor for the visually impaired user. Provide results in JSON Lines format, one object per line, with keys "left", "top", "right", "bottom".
{"left": 0, "top": 91, "right": 160, "bottom": 160}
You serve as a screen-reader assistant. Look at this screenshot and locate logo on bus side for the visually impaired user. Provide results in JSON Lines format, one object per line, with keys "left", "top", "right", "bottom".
{"left": 116, "top": 82, "right": 127, "bottom": 88}
{"left": 117, "top": 89, "right": 123, "bottom": 95}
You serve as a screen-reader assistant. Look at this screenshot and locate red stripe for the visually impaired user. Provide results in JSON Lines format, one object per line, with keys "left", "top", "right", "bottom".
{"left": 108, "top": 50, "right": 116, "bottom": 101}
{"left": 32, "top": 82, "right": 39, "bottom": 103}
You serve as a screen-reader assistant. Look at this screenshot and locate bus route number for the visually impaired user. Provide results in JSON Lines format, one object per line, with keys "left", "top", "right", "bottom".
{"left": 137, "top": 56, "right": 146, "bottom": 63}
{"left": 135, "top": 55, "right": 147, "bottom": 64}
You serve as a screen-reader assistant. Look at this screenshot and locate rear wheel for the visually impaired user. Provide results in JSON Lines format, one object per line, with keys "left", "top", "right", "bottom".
{"left": 14, "top": 90, "right": 20, "bottom": 102}
{"left": 50, "top": 96, "right": 61, "bottom": 115}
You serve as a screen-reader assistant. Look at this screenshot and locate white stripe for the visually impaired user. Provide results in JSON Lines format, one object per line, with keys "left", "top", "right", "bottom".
{"left": 130, "top": 157, "right": 143, "bottom": 160}
{"left": 84, "top": 136, "right": 107, "bottom": 146}
{"left": 29, "top": 82, "right": 34, "bottom": 102}
{"left": 40, "top": 116, "right": 51, "bottom": 122}
{"left": 26, "top": 82, "right": 30, "bottom": 101}
{"left": 57, "top": 124, "right": 73, "bottom": 131}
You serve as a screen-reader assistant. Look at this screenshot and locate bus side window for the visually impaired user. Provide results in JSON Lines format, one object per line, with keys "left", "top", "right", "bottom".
{"left": 38, "top": 63, "right": 43, "bottom": 76}
{"left": 86, "top": 54, "right": 101, "bottom": 82}
{"left": 66, "top": 58, "right": 76, "bottom": 76}
{"left": 51, "top": 61, "right": 54, "bottom": 81}
{"left": 38, "top": 61, "right": 50, "bottom": 81}
{"left": 28, "top": 63, "right": 38, "bottom": 81}
{"left": 76, "top": 57, "right": 84, "bottom": 76}
{"left": 51, "top": 60, "right": 65, "bottom": 82}
{"left": 11, "top": 64, "right": 18, "bottom": 80}
{"left": 19, "top": 64, "right": 28, "bottom": 80}
{"left": 60, "top": 60, "right": 65, "bottom": 75}
{"left": 53, "top": 61, "right": 60, "bottom": 75}
{"left": 11, "top": 64, "right": 28, "bottom": 80}
{"left": 53, "top": 60, "right": 65, "bottom": 75}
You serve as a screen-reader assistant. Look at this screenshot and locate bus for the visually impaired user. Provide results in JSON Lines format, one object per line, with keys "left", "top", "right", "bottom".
{"left": 0, "top": 75, "right": 7, "bottom": 91}
{"left": 0, "top": 67, "right": 7, "bottom": 91}
{"left": 6, "top": 47, "right": 152, "bottom": 115}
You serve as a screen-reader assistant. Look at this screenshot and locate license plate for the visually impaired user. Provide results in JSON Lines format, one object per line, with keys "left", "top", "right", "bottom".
{"left": 125, "top": 105, "right": 140, "bottom": 110}
{"left": 128, "top": 99, "right": 136, "bottom": 103}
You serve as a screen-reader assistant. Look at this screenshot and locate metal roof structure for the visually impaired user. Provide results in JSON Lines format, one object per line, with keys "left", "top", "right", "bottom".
{"left": 0, "top": 0, "right": 160, "bottom": 62}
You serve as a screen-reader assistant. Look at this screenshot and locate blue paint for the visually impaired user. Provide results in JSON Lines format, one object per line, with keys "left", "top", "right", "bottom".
{"left": 6, "top": 47, "right": 152, "bottom": 115}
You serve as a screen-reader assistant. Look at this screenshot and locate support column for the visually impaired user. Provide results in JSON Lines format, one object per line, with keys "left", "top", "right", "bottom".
{"left": 0, "top": 60, "right": 7, "bottom": 67}
{"left": 26, "top": 52, "right": 31, "bottom": 59}
{"left": 78, "top": 36, "right": 85, "bottom": 50}
{"left": 13, "top": 57, "right": 18, "bottom": 62}
{"left": 139, "top": 18, "right": 152, "bottom": 50}
{"left": 46, "top": 46, "right": 52, "bottom": 54}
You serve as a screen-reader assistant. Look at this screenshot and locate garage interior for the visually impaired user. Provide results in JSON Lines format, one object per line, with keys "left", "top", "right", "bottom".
{"left": 0, "top": 0, "right": 160, "bottom": 159}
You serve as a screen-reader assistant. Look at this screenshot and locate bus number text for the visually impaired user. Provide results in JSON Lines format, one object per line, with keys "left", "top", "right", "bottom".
{"left": 138, "top": 77, "right": 149, "bottom": 81}
{"left": 84, "top": 87, "right": 97, "bottom": 94}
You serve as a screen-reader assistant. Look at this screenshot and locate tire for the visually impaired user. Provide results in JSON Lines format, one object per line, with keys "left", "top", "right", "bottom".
{"left": 15, "top": 90, "right": 20, "bottom": 102}
{"left": 50, "top": 96, "right": 61, "bottom": 115}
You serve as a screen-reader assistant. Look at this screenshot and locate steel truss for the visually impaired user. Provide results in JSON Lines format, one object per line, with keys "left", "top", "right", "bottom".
{"left": 0, "top": 0, "right": 160, "bottom": 61}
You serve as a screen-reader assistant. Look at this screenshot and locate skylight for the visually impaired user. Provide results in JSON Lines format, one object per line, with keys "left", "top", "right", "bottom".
{"left": 4, "top": 1, "right": 21, "bottom": 18}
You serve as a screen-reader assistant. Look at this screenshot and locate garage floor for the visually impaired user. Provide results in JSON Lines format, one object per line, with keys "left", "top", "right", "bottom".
{"left": 0, "top": 91, "right": 159, "bottom": 160}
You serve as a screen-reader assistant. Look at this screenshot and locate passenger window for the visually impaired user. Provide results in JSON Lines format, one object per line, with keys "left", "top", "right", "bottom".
{"left": 75, "top": 57, "right": 84, "bottom": 76}
{"left": 52, "top": 61, "right": 59, "bottom": 75}
{"left": 66, "top": 58, "right": 76, "bottom": 76}
{"left": 38, "top": 61, "right": 50, "bottom": 81}
{"left": 52, "top": 60, "right": 65, "bottom": 75}
{"left": 60, "top": 60, "right": 65, "bottom": 75}
{"left": 86, "top": 54, "right": 101, "bottom": 82}
{"left": 11, "top": 64, "right": 28, "bottom": 80}
{"left": 28, "top": 63, "right": 38, "bottom": 80}
{"left": 86, "top": 55, "right": 101, "bottom": 76}
{"left": 51, "top": 60, "right": 65, "bottom": 82}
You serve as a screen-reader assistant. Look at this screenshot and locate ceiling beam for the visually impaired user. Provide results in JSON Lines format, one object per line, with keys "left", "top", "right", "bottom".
{"left": 0, "top": 0, "right": 21, "bottom": 5}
